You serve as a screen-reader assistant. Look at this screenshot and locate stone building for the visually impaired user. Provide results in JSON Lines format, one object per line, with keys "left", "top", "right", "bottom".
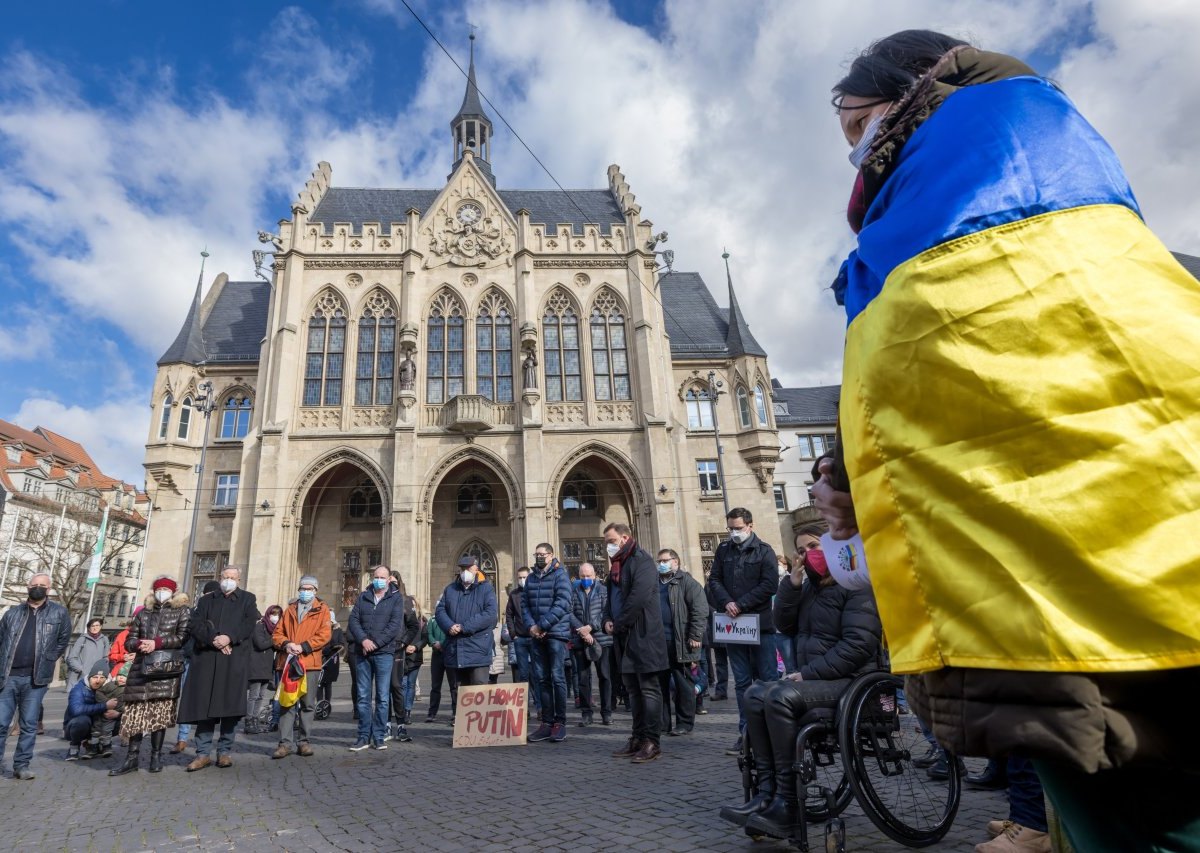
{"left": 141, "top": 47, "right": 782, "bottom": 616}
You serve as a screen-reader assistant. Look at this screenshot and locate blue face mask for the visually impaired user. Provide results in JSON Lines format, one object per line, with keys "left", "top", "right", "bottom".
{"left": 372, "top": 578, "right": 388, "bottom": 591}
{"left": 580, "top": 578, "right": 594, "bottom": 590}
{"left": 658, "top": 562, "right": 673, "bottom": 574}
{"left": 298, "top": 589, "right": 315, "bottom": 604}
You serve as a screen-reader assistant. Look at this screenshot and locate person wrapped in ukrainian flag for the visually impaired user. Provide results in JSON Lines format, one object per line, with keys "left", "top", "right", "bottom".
{"left": 812, "top": 30, "right": 1200, "bottom": 851}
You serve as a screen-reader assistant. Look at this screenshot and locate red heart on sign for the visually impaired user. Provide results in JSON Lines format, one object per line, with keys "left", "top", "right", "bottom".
{"left": 725, "top": 623, "right": 733, "bottom": 632}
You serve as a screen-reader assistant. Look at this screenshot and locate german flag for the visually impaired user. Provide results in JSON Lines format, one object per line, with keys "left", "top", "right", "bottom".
{"left": 839, "top": 75, "right": 1200, "bottom": 675}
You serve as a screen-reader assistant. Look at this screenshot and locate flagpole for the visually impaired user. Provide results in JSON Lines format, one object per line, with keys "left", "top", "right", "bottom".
{"left": 1, "top": 507, "right": 22, "bottom": 603}
{"left": 48, "top": 503, "right": 67, "bottom": 578}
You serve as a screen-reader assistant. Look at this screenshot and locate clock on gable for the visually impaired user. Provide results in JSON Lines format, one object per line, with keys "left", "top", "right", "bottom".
{"left": 456, "top": 202, "right": 483, "bottom": 227}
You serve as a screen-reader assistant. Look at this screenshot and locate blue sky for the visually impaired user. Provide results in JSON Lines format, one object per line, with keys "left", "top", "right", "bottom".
{"left": 2, "top": 1, "right": 1198, "bottom": 484}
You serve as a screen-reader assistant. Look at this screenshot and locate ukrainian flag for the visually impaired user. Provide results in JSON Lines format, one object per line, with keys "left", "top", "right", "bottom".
{"left": 840, "top": 76, "right": 1200, "bottom": 675}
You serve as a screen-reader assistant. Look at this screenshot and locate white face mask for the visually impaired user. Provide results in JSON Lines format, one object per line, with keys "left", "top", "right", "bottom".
{"left": 849, "top": 112, "right": 886, "bottom": 169}
{"left": 220, "top": 578, "right": 238, "bottom": 594}
{"left": 154, "top": 589, "right": 172, "bottom": 604}
{"left": 606, "top": 542, "right": 620, "bottom": 558}
{"left": 460, "top": 570, "right": 476, "bottom": 586}
{"left": 729, "top": 529, "right": 751, "bottom": 545}
{"left": 517, "top": 577, "right": 526, "bottom": 588}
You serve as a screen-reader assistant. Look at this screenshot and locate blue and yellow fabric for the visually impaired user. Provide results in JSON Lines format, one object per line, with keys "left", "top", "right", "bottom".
{"left": 838, "top": 76, "right": 1200, "bottom": 675}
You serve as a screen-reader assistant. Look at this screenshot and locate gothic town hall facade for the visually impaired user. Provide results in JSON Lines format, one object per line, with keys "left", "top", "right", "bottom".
{"left": 142, "top": 54, "right": 781, "bottom": 617}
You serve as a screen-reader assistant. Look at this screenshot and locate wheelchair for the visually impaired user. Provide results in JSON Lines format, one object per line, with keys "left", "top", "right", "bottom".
{"left": 736, "top": 670, "right": 961, "bottom": 851}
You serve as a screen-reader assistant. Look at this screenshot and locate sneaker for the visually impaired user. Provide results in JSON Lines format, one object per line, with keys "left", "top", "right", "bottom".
{"left": 725, "top": 736, "right": 743, "bottom": 756}
{"left": 395, "top": 727, "right": 412, "bottom": 743}
{"left": 577, "top": 716, "right": 593, "bottom": 728}
{"left": 371, "top": 741, "right": 388, "bottom": 750}
{"left": 973, "top": 823, "right": 1052, "bottom": 853}
{"left": 79, "top": 743, "right": 102, "bottom": 761}
{"left": 99, "top": 741, "right": 114, "bottom": 758}
{"left": 65, "top": 746, "right": 80, "bottom": 761}
{"left": 669, "top": 726, "right": 693, "bottom": 736}
{"left": 424, "top": 715, "right": 437, "bottom": 724}
{"left": 912, "top": 744, "right": 941, "bottom": 769}
{"left": 550, "top": 723, "right": 567, "bottom": 742}
{"left": 13, "top": 767, "right": 35, "bottom": 781}
{"left": 697, "top": 707, "right": 709, "bottom": 715}
{"left": 383, "top": 723, "right": 394, "bottom": 742}
{"left": 600, "top": 716, "right": 612, "bottom": 726}
{"left": 348, "top": 740, "right": 370, "bottom": 751}
{"left": 528, "top": 723, "right": 553, "bottom": 743}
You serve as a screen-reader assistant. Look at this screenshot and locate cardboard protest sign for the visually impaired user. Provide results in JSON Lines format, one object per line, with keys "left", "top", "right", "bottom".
{"left": 712, "top": 612, "right": 761, "bottom": 645}
{"left": 452, "top": 682, "right": 529, "bottom": 748}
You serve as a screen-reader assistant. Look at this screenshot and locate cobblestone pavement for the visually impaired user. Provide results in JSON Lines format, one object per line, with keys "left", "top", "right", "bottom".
{"left": 4, "top": 676, "right": 1006, "bottom": 852}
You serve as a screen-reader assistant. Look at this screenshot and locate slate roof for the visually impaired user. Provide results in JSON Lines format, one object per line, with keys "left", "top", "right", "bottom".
{"left": 308, "top": 187, "right": 626, "bottom": 237}
{"left": 453, "top": 38, "right": 489, "bottom": 124}
{"left": 1173, "top": 251, "right": 1200, "bottom": 280}
{"left": 158, "top": 279, "right": 270, "bottom": 366}
{"left": 658, "top": 271, "right": 767, "bottom": 360}
{"left": 772, "top": 386, "right": 840, "bottom": 427}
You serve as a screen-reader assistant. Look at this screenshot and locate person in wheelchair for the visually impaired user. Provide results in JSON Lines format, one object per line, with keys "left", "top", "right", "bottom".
{"left": 720, "top": 525, "right": 883, "bottom": 839}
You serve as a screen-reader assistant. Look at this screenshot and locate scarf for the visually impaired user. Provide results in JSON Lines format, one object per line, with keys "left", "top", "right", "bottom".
{"left": 608, "top": 538, "right": 636, "bottom": 585}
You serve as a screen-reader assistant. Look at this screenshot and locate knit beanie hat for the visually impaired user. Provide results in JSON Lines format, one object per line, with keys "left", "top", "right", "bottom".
{"left": 88, "top": 660, "right": 109, "bottom": 679}
{"left": 299, "top": 575, "right": 319, "bottom": 588}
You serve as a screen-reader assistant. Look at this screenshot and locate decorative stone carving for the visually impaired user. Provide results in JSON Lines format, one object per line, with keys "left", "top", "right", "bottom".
{"left": 522, "top": 350, "right": 538, "bottom": 390}
{"left": 534, "top": 259, "right": 626, "bottom": 269}
{"left": 422, "top": 182, "right": 514, "bottom": 270}
{"left": 288, "top": 447, "right": 390, "bottom": 517}
{"left": 545, "top": 403, "right": 585, "bottom": 425}
{"left": 351, "top": 407, "right": 390, "bottom": 428}
{"left": 595, "top": 402, "right": 634, "bottom": 422}
{"left": 298, "top": 407, "right": 341, "bottom": 430}
{"left": 461, "top": 272, "right": 478, "bottom": 287}
{"left": 398, "top": 354, "right": 417, "bottom": 391}
{"left": 346, "top": 273, "right": 363, "bottom": 288}
{"left": 573, "top": 272, "right": 590, "bottom": 287}
{"left": 306, "top": 259, "right": 405, "bottom": 270}
{"left": 361, "top": 289, "right": 396, "bottom": 319}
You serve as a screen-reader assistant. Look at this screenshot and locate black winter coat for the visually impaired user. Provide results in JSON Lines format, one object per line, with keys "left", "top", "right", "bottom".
{"left": 324, "top": 626, "right": 346, "bottom": 683}
{"left": 348, "top": 587, "right": 406, "bottom": 655}
{"left": 0, "top": 600, "right": 71, "bottom": 689}
{"left": 505, "top": 587, "right": 530, "bottom": 639}
{"left": 608, "top": 541, "right": 668, "bottom": 675}
{"left": 661, "top": 572, "right": 709, "bottom": 664}
{"left": 773, "top": 576, "right": 881, "bottom": 681}
{"left": 249, "top": 621, "right": 276, "bottom": 683}
{"left": 707, "top": 533, "right": 780, "bottom": 632}
{"left": 435, "top": 579, "right": 498, "bottom": 669}
{"left": 122, "top": 594, "right": 191, "bottom": 704}
{"left": 570, "top": 583, "right": 612, "bottom": 647}
{"left": 177, "top": 588, "right": 259, "bottom": 722}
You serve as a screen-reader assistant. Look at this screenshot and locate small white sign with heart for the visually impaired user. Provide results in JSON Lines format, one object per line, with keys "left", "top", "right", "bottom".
{"left": 712, "top": 612, "right": 761, "bottom": 645}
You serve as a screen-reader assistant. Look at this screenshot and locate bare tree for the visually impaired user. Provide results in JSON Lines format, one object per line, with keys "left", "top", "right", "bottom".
{"left": 2, "top": 501, "right": 143, "bottom": 619}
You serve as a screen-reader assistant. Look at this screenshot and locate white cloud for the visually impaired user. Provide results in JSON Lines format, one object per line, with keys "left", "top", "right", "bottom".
{"left": 10, "top": 396, "right": 147, "bottom": 485}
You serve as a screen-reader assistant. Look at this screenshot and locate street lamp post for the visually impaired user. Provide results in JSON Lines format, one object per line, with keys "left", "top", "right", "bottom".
{"left": 182, "top": 380, "right": 216, "bottom": 596}
{"left": 707, "top": 370, "right": 731, "bottom": 517}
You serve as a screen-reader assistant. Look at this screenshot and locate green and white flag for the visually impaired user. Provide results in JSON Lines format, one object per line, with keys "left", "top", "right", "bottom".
{"left": 87, "top": 506, "right": 109, "bottom": 589}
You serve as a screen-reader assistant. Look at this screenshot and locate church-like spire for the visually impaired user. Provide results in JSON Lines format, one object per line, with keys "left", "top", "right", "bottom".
{"left": 450, "top": 33, "right": 495, "bottom": 182}
{"left": 723, "top": 250, "right": 767, "bottom": 358}
{"left": 158, "top": 249, "right": 209, "bottom": 366}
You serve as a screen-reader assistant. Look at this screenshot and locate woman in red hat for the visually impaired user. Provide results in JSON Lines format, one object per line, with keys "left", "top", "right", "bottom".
{"left": 109, "top": 576, "right": 190, "bottom": 776}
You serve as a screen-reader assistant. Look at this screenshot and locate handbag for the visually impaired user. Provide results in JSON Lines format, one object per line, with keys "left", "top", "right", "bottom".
{"left": 141, "top": 648, "right": 185, "bottom": 679}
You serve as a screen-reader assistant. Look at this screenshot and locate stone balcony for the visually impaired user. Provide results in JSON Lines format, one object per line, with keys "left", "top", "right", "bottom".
{"left": 441, "top": 395, "right": 496, "bottom": 434}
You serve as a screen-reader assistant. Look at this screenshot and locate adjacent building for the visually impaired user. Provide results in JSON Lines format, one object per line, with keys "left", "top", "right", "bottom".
{"left": 0, "top": 420, "right": 149, "bottom": 628}
{"left": 141, "top": 45, "right": 783, "bottom": 617}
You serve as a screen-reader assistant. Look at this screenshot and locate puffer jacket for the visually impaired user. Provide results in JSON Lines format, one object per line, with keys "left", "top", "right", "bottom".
{"left": 435, "top": 579, "right": 497, "bottom": 669}
{"left": 661, "top": 571, "right": 709, "bottom": 664}
{"left": 522, "top": 559, "right": 573, "bottom": 640}
{"left": 707, "top": 533, "right": 780, "bottom": 632}
{"left": 773, "top": 576, "right": 881, "bottom": 681}
{"left": 570, "top": 582, "right": 612, "bottom": 647}
{"left": 0, "top": 599, "right": 72, "bottom": 689}
{"left": 348, "top": 586, "right": 405, "bottom": 655}
{"left": 123, "top": 593, "right": 191, "bottom": 703}
{"left": 66, "top": 679, "right": 108, "bottom": 720}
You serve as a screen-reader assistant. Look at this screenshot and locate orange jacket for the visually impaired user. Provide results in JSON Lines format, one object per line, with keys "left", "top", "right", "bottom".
{"left": 272, "top": 598, "right": 331, "bottom": 672}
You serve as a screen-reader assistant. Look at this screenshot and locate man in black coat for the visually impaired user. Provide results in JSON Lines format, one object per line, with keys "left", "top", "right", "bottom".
{"left": 177, "top": 565, "right": 259, "bottom": 770}
{"left": 602, "top": 522, "right": 668, "bottom": 764}
{"left": 705, "top": 507, "right": 780, "bottom": 750}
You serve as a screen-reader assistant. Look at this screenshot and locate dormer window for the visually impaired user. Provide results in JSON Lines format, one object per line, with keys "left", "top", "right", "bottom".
{"left": 38, "top": 456, "right": 52, "bottom": 474}
{"left": 3, "top": 444, "right": 20, "bottom": 464}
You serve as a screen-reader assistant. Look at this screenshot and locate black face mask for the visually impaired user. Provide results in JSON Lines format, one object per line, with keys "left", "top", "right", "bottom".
{"left": 534, "top": 556, "right": 547, "bottom": 569}
{"left": 27, "top": 587, "right": 48, "bottom": 602}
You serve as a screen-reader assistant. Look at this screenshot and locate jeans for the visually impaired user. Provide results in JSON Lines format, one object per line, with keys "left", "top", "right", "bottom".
{"left": 1007, "top": 757, "right": 1048, "bottom": 833}
{"left": 659, "top": 661, "right": 698, "bottom": 732}
{"left": 427, "top": 648, "right": 457, "bottom": 718}
{"left": 247, "top": 680, "right": 271, "bottom": 724}
{"left": 354, "top": 653, "right": 393, "bottom": 743}
{"left": 774, "top": 633, "right": 795, "bottom": 676}
{"left": 512, "top": 637, "right": 538, "bottom": 708}
{"left": 400, "top": 666, "right": 421, "bottom": 713}
{"left": 279, "top": 670, "right": 320, "bottom": 747}
{"left": 531, "top": 638, "right": 568, "bottom": 725}
{"left": 193, "top": 716, "right": 239, "bottom": 757}
{"left": 65, "top": 713, "right": 95, "bottom": 746}
{"left": 623, "top": 670, "right": 664, "bottom": 746}
{"left": 575, "top": 645, "right": 613, "bottom": 720}
{"left": 726, "top": 638, "right": 781, "bottom": 730}
{"left": 1035, "top": 759, "right": 1200, "bottom": 852}
{"left": 0, "top": 675, "right": 49, "bottom": 770}
{"left": 176, "top": 663, "right": 192, "bottom": 741}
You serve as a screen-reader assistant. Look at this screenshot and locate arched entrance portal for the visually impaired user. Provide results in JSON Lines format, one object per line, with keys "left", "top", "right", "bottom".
{"left": 296, "top": 461, "right": 387, "bottom": 621}
{"left": 427, "top": 460, "right": 513, "bottom": 608}
{"left": 554, "top": 456, "right": 636, "bottom": 576}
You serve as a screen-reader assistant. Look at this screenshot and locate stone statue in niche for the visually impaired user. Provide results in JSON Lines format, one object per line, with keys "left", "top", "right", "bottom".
{"left": 522, "top": 350, "right": 538, "bottom": 390}
{"left": 398, "top": 353, "right": 417, "bottom": 392}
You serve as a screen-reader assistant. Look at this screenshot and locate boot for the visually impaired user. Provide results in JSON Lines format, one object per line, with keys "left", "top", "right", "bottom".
{"left": 719, "top": 751, "right": 776, "bottom": 826}
{"left": 148, "top": 729, "right": 165, "bottom": 773}
{"left": 745, "top": 796, "right": 800, "bottom": 840}
{"left": 108, "top": 734, "right": 143, "bottom": 776}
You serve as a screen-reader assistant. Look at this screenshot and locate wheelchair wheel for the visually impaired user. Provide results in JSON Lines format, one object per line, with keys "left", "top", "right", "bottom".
{"left": 314, "top": 700, "right": 331, "bottom": 721}
{"left": 838, "top": 672, "right": 960, "bottom": 848}
{"left": 802, "top": 739, "right": 853, "bottom": 823}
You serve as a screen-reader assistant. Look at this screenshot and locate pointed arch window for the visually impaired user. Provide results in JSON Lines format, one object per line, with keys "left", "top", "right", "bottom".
{"left": 427, "top": 291, "right": 465, "bottom": 404}
{"left": 347, "top": 479, "right": 383, "bottom": 520}
{"left": 736, "top": 386, "right": 753, "bottom": 429}
{"left": 177, "top": 396, "right": 193, "bottom": 440}
{"left": 561, "top": 472, "right": 599, "bottom": 516}
{"left": 219, "top": 394, "right": 252, "bottom": 439}
{"left": 158, "top": 394, "right": 173, "bottom": 439}
{"left": 685, "top": 386, "right": 714, "bottom": 430}
{"left": 460, "top": 540, "right": 497, "bottom": 589}
{"left": 590, "top": 290, "right": 631, "bottom": 401}
{"left": 543, "top": 289, "right": 582, "bottom": 402}
{"left": 356, "top": 291, "right": 397, "bottom": 406}
{"left": 304, "top": 292, "right": 348, "bottom": 406}
{"left": 456, "top": 475, "right": 493, "bottom": 516}
{"left": 476, "top": 292, "right": 514, "bottom": 402}
{"left": 754, "top": 384, "right": 770, "bottom": 426}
